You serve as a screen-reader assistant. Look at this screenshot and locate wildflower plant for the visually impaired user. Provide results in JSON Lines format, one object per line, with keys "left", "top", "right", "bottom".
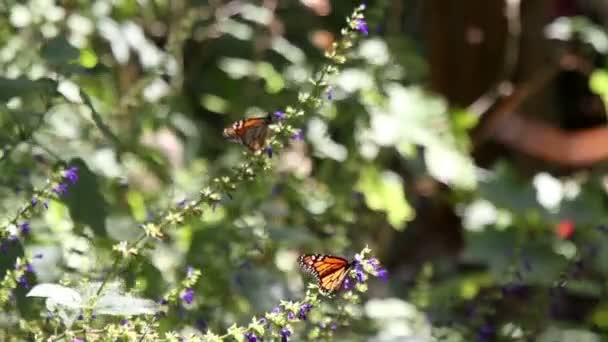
{"left": 0, "top": 3, "right": 381, "bottom": 341}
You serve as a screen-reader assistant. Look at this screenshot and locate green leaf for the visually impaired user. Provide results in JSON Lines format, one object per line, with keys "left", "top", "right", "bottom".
{"left": 26, "top": 283, "right": 82, "bottom": 309}
{"left": 63, "top": 158, "right": 109, "bottom": 237}
{"left": 0, "top": 77, "right": 56, "bottom": 102}
{"left": 41, "top": 35, "right": 79, "bottom": 65}
{"left": 357, "top": 167, "right": 413, "bottom": 230}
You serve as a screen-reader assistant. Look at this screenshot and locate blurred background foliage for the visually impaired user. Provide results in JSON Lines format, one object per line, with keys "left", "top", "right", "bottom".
{"left": 3, "top": 0, "right": 608, "bottom": 341}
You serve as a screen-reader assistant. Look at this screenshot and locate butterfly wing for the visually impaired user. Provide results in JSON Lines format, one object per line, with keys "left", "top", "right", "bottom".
{"left": 298, "top": 254, "right": 352, "bottom": 294}
{"left": 223, "top": 116, "right": 271, "bottom": 152}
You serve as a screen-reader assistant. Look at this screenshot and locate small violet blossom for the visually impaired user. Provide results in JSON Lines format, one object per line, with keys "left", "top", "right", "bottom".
{"left": 298, "top": 303, "right": 313, "bottom": 320}
{"left": 63, "top": 166, "right": 79, "bottom": 184}
{"left": 266, "top": 147, "right": 273, "bottom": 158}
{"left": 274, "top": 111, "right": 286, "bottom": 121}
{"left": 280, "top": 327, "right": 292, "bottom": 342}
{"left": 18, "top": 275, "right": 28, "bottom": 289}
{"left": 291, "top": 130, "right": 304, "bottom": 141}
{"left": 181, "top": 288, "right": 195, "bottom": 304}
{"left": 244, "top": 332, "right": 258, "bottom": 342}
{"left": 326, "top": 87, "right": 334, "bottom": 100}
{"left": 355, "top": 19, "right": 368, "bottom": 35}
{"left": 19, "top": 222, "right": 30, "bottom": 236}
{"left": 52, "top": 183, "right": 69, "bottom": 197}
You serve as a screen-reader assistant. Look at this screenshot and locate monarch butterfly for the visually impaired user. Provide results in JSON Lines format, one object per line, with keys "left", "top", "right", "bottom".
{"left": 222, "top": 114, "right": 272, "bottom": 152}
{"left": 298, "top": 254, "right": 353, "bottom": 294}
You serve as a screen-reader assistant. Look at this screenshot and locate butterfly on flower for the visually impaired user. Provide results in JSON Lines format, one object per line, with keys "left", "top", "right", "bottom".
{"left": 222, "top": 114, "right": 273, "bottom": 152}
{"left": 298, "top": 254, "right": 353, "bottom": 294}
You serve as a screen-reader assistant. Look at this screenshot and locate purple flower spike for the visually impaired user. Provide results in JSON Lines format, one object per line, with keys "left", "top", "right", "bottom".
{"left": 291, "top": 129, "right": 304, "bottom": 141}
{"left": 355, "top": 19, "right": 368, "bottom": 35}
{"left": 64, "top": 166, "right": 79, "bottom": 184}
{"left": 244, "top": 332, "right": 258, "bottom": 342}
{"left": 280, "top": 327, "right": 292, "bottom": 342}
{"left": 274, "top": 111, "right": 286, "bottom": 121}
{"left": 181, "top": 288, "right": 195, "bottom": 304}
{"left": 19, "top": 222, "right": 30, "bottom": 236}
{"left": 52, "top": 183, "right": 69, "bottom": 197}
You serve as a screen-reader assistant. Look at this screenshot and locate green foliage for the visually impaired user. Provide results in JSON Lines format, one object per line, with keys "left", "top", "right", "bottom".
{"left": 1, "top": 0, "right": 608, "bottom": 341}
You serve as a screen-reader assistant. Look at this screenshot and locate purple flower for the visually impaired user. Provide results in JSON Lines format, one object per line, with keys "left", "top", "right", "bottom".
{"left": 181, "top": 288, "right": 195, "bottom": 304}
{"left": 43, "top": 201, "right": 48, "bottom": 209}
{"left": 77, "top": 314, "right": 84, "bottom": 320}
{"left": 326, "top": 87, "right": 334, "bottom": 100}
{"left": 330, "top": 323, "right": 337, "bottom": 331}
{"left": 375, "top": 267, "right": 389, "bottom": 281}
{"left": 120, "top": 318, "right": 128, "bottom": 326}
{"left": 26, "top": 263, "right": 34, "bottom": 273}
{"left": 159, "top": 298, "right": 169, "bottom": 305}
{"left": 258, "top": 317, "right": 266, "bottom": 324}
{"left": 19, "top": 222, "right": 30, "bottom": 236}
{"left": 52, "top": 183, "right": 69, "bottom": 197}
{"left": 287, "top": 311, "right": 295, "bottom": 320}
{"left": 274, "top": 111, "right": 286, "bottom": 121}
{"left": 18, "top": 275, "right": 28, "bottom": 289}
{"left": 177, "top": 199, "right": 188, "bottom": 207}
{"left": 342, "top": 277, "right": 354, "bottom": 290}
{"left": 354, "top": 261, "right": 365, "bottom": 282}
{"left": 1, "top": 242, "right": 8, "bottom": 253}
{"left": 31, "top": 197, "right": 38, "bottom": 207}
{"left": 298, "top": 303, "right": 313, "bottom": 320}
{"left": 63, "top": 167, "right": 79, "bottom": 184}
{"left": 34, "top": 253, "right": 43, "bottom": 259}
{"left": 244, "top": 332, "right": 258, "bottom": 342}
{"left": 291, "top": 130, "right": 304, "bottom": 141}
{"left": 280, "top": 327, "right": 291, "bottom": 342}
{"left": 266, "top": 147, "right": 273, "bottom": 158}
{"left": 355, "top": 19, "right": 368, "bottom": 35}
{"left": 271, "top": 306, "right": 282, "bottom": 314}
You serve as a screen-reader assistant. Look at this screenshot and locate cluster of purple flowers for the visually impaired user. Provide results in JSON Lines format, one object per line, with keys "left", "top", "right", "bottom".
{"left": 52, "top": 166, "right": 79, "bottom": 197}
{"left": 350, "top": 255, "right": 388, "bottom": 289}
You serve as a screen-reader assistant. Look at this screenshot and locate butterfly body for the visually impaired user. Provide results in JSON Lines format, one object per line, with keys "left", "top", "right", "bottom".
{"left": 298, "top": 254, "right": 352, "bottom": 294}
{"left": 222, "top": 115, "right": 272, "bottom": 152}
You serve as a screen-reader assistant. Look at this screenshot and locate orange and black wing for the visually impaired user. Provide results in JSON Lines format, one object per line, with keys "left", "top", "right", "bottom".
{"left": 298, "top": 254, "right": 352, "bottom": 294}
{"left": 222, "top": 116, "right": 271, "bottom": 152}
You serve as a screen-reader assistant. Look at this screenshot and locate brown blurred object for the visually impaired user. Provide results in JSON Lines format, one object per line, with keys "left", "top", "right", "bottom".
{"left": 426, "top": 0, "right": 608, "bottom": 169}
{"left": 309, "top": 30, "right": 335, "bottom": 51}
